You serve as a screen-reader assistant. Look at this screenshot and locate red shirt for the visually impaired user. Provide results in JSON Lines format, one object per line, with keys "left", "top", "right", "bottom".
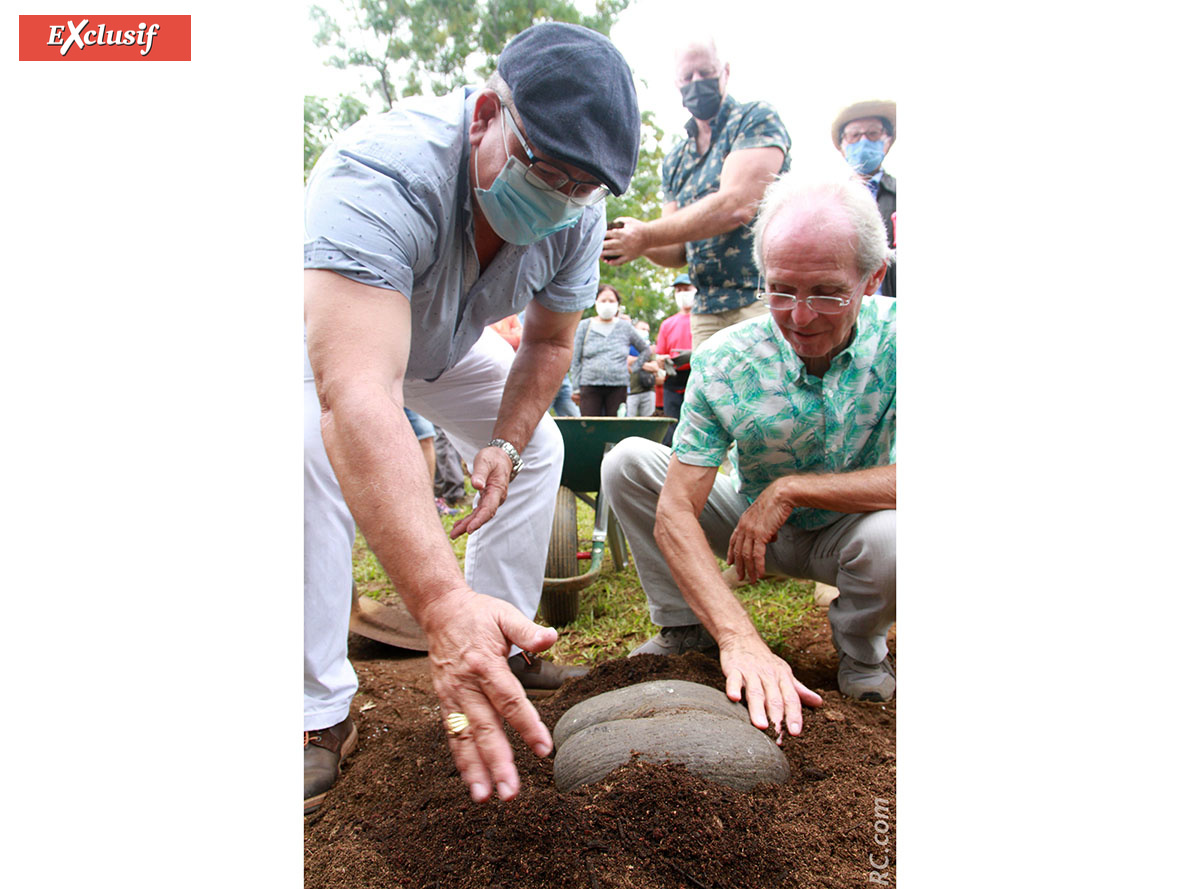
{"left": 655, "top": 311, "right": 692, "bottom": 358}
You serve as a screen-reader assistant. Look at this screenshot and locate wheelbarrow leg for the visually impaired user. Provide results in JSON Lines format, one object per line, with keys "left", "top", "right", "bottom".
{"left": 593, "top": 441, "right": 629, "bottom": 571}
{"left": 608, "top": 512, "right": 628, "bottom": 572}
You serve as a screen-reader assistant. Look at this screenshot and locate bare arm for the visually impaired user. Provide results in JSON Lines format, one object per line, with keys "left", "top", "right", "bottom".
{"left": 304, "top": 269, "right": 556, "bottom": 803}
{"left": 727, "top": 464, "right": 897, "bottom": 585}
{"left": 602, "top": 146, "right": 785, "bottom": 266}
{"left": 779, "top": 464, "right": 896, "bottom": 514}
{"left": 631, "top": 203, "right": 687, "bottom": 268}
{"left": 305, "top": 270, "right": 465, "bottom": 613}
{"left": 655, "top": 459, "right": 757, "bottom": 645}
{"left": 654, "top": 457, "right": 823, "bottom": 742}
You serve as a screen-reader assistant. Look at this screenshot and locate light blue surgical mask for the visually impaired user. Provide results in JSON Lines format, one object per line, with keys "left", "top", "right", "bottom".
{"left": 844, "top": 137, "right": 886, "bottom": 175}
{"left": 473, "top": 110, "right": 585, "bottom": 245}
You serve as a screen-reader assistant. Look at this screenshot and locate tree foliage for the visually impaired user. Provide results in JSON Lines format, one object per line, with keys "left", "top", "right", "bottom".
{"left": 304, "top": 93, "right": 369, "bottom": 175}
{"left": 310, "top": 0, "right": 629, "bottom": 113}
{"left": 597, "top": 110, "right": 676, "bottom": 332}
{"left": 306, "top": 0, "right": 679, "bottom": 335}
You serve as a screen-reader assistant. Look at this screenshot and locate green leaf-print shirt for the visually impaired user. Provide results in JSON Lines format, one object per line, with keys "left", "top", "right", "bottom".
{"left": 674, "top": 296, "right": 896, "bottom": 530}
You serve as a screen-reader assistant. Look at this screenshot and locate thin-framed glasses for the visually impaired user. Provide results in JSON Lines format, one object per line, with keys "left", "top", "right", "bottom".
{"left": 502, "top": 106, "right": 610, "bottom": 206}
{"left": 755, "top": 275, "right": 867, "bottom": 315}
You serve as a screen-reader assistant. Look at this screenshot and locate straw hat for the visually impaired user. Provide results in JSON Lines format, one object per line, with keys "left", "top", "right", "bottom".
{"left": 831, "top": 100, "right": 896, "bottom": 149}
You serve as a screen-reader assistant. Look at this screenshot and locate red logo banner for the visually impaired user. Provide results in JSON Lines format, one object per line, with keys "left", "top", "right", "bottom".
{"left": 18, "top": 15, "right": 191, "bottom": 61}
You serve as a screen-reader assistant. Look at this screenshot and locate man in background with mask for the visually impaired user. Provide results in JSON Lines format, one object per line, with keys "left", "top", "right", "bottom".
{"left": 601, "top": 36, "right": 789, "bottom": 349}
{"left": 303, "top": 23, "right": 641, "bottom": 813}
{"left": 832, "top": 100, "right": 896, "bottom": 297}
{"left": 655, "top": 272, "right": 696, "bottom": 446}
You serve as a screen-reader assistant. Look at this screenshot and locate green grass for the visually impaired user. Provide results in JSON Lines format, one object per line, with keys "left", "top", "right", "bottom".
{"left": 352, "top": 480, "right": 816, "bottom": 665}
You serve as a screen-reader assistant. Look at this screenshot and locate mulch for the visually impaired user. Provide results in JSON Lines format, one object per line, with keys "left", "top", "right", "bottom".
{"left": 304, "top": 612, "right": 896, "bottom": 888}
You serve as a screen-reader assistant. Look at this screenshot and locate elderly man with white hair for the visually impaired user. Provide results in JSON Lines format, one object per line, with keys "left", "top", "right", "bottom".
{"left": 601, "top": 167, "right": 896, "bottom": 740}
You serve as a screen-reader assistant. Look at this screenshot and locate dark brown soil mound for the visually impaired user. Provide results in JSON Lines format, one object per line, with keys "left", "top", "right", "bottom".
{"left": 305, "top": 614, "right": 896, "bottom": 888}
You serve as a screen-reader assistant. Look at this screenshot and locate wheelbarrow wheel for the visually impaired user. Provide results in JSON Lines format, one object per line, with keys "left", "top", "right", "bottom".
{"left": 542, "top": 485, "right": 580, "bottom": 626}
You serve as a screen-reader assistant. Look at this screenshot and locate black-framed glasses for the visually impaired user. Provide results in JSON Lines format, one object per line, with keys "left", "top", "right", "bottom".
{"left": 502, "top": 106, "right": 610, "bottom": 206}
{"left": 841, "top": 127, "right": 887, "bottom": 144}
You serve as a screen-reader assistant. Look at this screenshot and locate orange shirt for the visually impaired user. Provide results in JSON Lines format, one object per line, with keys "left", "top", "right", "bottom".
{"left": 489, "top": 315, "right": 522, "bottom": 350}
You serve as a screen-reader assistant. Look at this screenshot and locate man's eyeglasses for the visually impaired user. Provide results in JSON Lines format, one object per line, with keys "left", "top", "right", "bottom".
{"left": 502, "top": 106, "right": 610, "bottom": 206}
{"left": 756, "top": 276, "right": 867, "bottom": 315}
{"left": 841, "top": 127, "right": 887, "bottom": 144}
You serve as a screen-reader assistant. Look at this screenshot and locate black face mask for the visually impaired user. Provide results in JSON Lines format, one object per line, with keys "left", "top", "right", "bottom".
{"left": 680, "top": 77, "right": 722, "bottom": 121}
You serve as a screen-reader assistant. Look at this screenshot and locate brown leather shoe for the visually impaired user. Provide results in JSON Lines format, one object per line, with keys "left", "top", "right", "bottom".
{"left": 304, "top": 715, "right": 357, "bottom": 815}
{"left": 508, "top": 652, "right": 588, "bottom": 697}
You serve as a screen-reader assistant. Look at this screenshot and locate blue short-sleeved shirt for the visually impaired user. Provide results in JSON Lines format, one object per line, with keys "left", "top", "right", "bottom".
{"left": 673, "top": 297, "right": 896, "bottom": 530}
{"left": 661, "top": 95, "right": 790, "bottom": 316}
{"left": 304, "top": 89, "right": 603, "bottom": 381}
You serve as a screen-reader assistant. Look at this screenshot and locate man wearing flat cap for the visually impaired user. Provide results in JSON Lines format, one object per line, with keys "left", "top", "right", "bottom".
{"left": 302, "top": 22, "right": 641, "bottom": 812}
{"left": 833, "top": 100, "right": 897, "bottom": 297}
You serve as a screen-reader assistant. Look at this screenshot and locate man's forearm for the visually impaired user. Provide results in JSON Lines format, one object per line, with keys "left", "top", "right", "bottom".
{"left": 654, "top": 503, "right": 759, "bottom": 646}
{"left": 641, "top": 243, "right": 688, "bottom": 268}
{"left": 492, "top": 336, "right": 573, "bottom": 449}
{"left": 781, "top": 464, "right": 897, "bottom": 514}
{"left": 641, "top": 189, "right": 756, "bottom": 249}
{"left": 320, "top": 390, "right": 471, "bottom": 626}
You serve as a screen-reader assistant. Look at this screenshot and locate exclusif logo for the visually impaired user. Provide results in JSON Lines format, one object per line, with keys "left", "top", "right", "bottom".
{"left": 18, "top": 15, "right": 191, "bottom": 61}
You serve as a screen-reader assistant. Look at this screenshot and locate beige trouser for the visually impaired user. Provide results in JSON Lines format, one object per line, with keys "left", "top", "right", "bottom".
{"left": 601, "top": 437, "right": 896, "bottom": 664}
{"left": 689, "top": 301, "right": 769, "bottom": 350}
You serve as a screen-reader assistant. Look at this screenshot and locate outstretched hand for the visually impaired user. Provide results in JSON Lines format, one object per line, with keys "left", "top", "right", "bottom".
{"left": 449, "top": 445, "right": 512, "bottom": 539}
{"left": 720, "top": 634, "right": 823, "bottom": 744}
{"left": 423, "top": 591, "right": 559, "bottom": 802}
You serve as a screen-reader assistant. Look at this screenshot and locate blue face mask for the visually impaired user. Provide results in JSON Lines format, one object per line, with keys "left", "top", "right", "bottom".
{"left": 844, "top": 137, "right": 886, "bottom": 175}
{"left": 473, "top": 113, "right": 585, "bottom": 245}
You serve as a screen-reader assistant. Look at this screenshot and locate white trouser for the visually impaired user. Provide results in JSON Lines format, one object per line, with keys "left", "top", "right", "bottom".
{"left": 304, "top": 328, "right": 564, "bottom": 729}
{"left": 625, "top": 390, "right": 656, "bottom": 417}
{"left": 601, "top": 437, "right": 896, "bottom": 664}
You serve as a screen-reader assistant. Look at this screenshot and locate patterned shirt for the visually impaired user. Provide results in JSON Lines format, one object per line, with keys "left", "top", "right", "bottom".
{"left": 304, "top": 89, "right": 603, "bottom": 382}
{"left": 661, "top": 95, "right": 790, "bottom": 315}
{"left": 673, "top": 297, "right": 896, "bottom": 530}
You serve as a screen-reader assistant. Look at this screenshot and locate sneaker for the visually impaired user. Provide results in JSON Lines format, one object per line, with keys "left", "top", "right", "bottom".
{"left": 435, "top": 497, "right": 459, "bottom": 517}
{"left": 721, "top": 565, "right": 783, "bottom": 589}
{"left": 629, "top": 624, "right": 719, "bottom": 658}
{"left": 813, "top": 582, "right": 840, "bottom": 608}
{"left": 837, "top": 653, "right": 895, "bottom": 702}
{"left": 304, "top": 714, "right": 358, "bottom": 815}
{"left": 508, "top": 652, "right": 589, "bottom": 697}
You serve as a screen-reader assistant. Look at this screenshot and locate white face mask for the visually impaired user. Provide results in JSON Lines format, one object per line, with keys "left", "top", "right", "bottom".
{"left": 595, "top": 301, "right": 619, "bottom": 321}
{"left": 675, "top": 288, "right": 696, "bottom": 310}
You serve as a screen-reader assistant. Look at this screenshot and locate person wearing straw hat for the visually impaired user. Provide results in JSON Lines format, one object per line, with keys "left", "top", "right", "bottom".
{"left": 303, "top": 22, "right": 641, "bottom": 813}
{"left": 832, "top": 100, "right": 897, "bottom": 297}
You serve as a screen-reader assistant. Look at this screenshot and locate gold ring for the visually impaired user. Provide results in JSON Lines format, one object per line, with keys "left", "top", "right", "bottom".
{"left": 446, "top": 712, "right": 469, "bottom": 736}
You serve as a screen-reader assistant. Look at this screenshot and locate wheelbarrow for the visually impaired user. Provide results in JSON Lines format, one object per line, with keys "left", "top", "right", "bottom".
{"left": 540, "top": 416, "right": 676, "bottom": 626}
